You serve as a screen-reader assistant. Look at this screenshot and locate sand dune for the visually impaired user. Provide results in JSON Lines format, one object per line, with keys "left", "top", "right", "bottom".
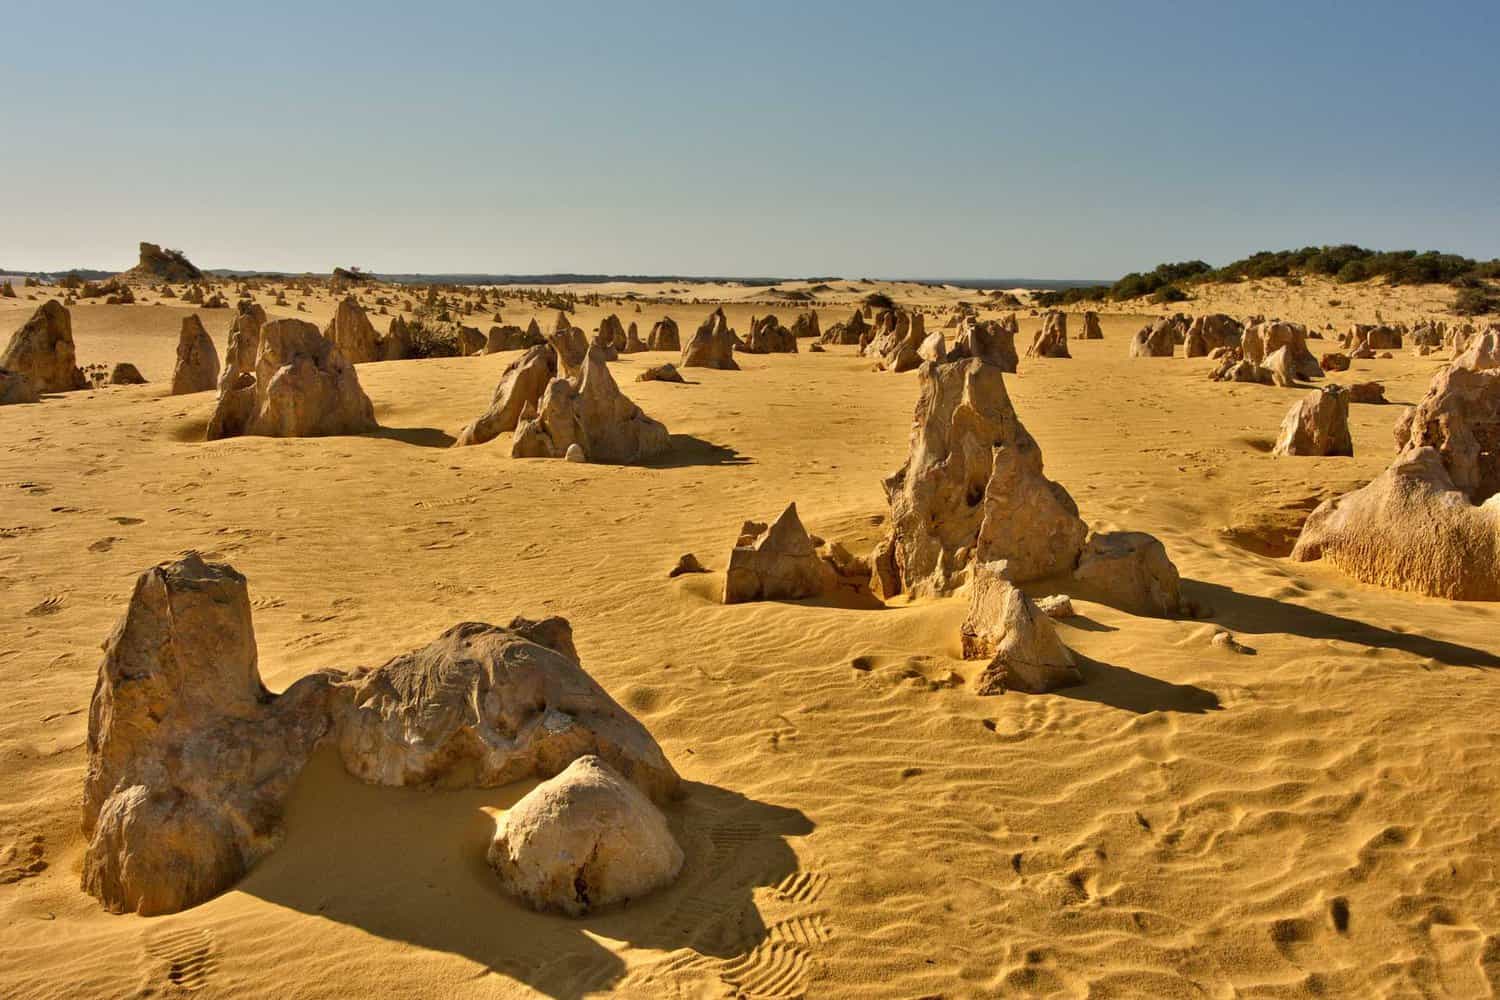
{"left": 2, "top": 284, "right": 1499, "bottom": 997}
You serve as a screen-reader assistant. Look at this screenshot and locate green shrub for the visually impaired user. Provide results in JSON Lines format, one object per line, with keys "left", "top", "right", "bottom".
{"left": 1454, "top": 286, "right": 1499, "bottom": 316}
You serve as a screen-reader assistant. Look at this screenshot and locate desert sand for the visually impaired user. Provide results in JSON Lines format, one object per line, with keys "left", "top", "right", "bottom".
{"left": 2, "top": 273, "right": 1499, "bottom": 999}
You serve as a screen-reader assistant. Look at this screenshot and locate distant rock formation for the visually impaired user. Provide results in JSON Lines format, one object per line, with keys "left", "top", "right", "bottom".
{"left": 681, "top": 309, "right": 739, "bottom": 370}
{"left": 511, "top": 345, "right": 670, "bottom": 463}
{"left": 121, "top": 242, "right": 203, "bottom": 284}
{"left": 1026, "top": 311, "right": 1071, "bottom": 359}
{"left": 743, "top": 314, "right": 799, "bottom": 354}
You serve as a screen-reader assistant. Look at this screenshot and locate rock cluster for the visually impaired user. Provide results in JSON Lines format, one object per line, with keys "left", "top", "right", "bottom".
{"left": 82, "top": 555, "right": 680, "bottom": 915}
{"left": 743, "top": 314, "right": 799, "bottom": 354}
{"left": 2, "top": 301, "right": 86, "bottom": 393}
{"left": 791, "top": 311, "right": 820, "bottom": 340}
{"left": 949, "top": 316, "right": 1018, "bottom": 372}
{"left": 546, "top": 312, "right": 590, "bottom": 378}
{"left": 1243, "top": 321, "right": 1321, "bottom": 381}
{"left": 511, "top": 345, "right": 670, "bottom": 463}
{"left": 961, "top": 564, "right": 1080, "bottom": 694}
{"left": 205, "top": 319, "right": 377, "bottom": 440}
{"left": 1128, "top": 317, "right": 1179, "bottom": 358}
{"left": 1184, "top": 315, "right": 1243, "bottom": 357}
{"left": 820, "top": 308, "right": 868, "bottom": 346}
{"left": 453, "top": 344, "right": 556, "bottom": 447}
{"left": 1026, "top": 311, "right": 1071, "bottom": 359}
{"left": 724, "top": 503, "right": 836, "bottom": 604}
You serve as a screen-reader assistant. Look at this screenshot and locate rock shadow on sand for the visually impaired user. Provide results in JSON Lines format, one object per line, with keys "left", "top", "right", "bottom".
{"left": 240, "top": 748, "right": 813, "bottom": 999}
{"left": 1059, "top": 654, "right": 1222, "bottom": 714}
{"left": 369, "top": 425, "right": 457, "bottom": 448}
{"left": 643, "top": 434, "right": 752, "bottom": 468}
{"left": 1185, "top": 579, "right": 1500, "bottom": 669}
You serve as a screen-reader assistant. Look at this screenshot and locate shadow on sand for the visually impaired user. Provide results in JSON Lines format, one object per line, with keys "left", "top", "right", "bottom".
{"left": 370, "top": 425, "right": 457, "bottom": 448}
{"left": 1185, "top": 579, "right": 1500, "bottom": 668}
{"left": 241, "top": 749, "right": 813, "bottom": 999}
{"left": 1058, "top": 654, "right": 1222, "bottom": 714}
{"left": 644, "top": 434, "right": 752, "bottom": 468}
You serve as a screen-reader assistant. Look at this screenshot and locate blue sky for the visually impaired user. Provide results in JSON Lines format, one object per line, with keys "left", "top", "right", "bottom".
{"left": 3, "top": 1, "right": 1496, "bottom": 278}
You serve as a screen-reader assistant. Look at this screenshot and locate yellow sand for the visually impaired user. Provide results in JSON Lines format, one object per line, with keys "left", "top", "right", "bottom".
{"left": 1, "top": 280, "right": 1497, "bottom": 998}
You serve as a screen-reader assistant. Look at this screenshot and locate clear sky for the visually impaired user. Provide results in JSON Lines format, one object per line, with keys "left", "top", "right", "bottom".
{"left": 3, "top": 1, "right": 1496, "bottom": 279}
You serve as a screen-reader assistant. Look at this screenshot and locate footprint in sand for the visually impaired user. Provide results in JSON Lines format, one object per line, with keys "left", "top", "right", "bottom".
{"left": 88, "top": 536, "right": 122, "bottom": 553}
{"left": 141, "top": 926, "right": 217, "bottom": 992}
{"left": 0, "top": 833, "right": 47, "bottom": 884}
{"left": 25, "top": 596, "right": 64, "bottom": 617}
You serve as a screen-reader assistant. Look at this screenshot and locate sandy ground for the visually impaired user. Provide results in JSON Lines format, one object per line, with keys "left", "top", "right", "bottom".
{"left": 1, "top": 282, "right": 1499, "bottom": 998}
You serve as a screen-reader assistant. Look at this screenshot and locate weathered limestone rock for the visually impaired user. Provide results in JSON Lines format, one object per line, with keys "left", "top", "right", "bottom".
{"left": 109, "top": 363, "right": 147, "bottom": 385}
{"left": 647, "top": 317, "right": 680, "bottom": 352}
{"left": 1273, "top": 385, "right": 1353, "bottom": 457}
{"left": 1070, "top": 530, "right": 1182, "bottom": 618}
{"left": 382, "top": 315, "right": 413, "bottom": 361}
{"left": 874, "top": 359, "right": 1086, "bottom": 599}
{"left": 622, "top": 322, "right": 647, "bottom": 353}
{"left": 1184, "top": 314, "right": 1243, "bottom": 357}
{"left": 486, "top": 756, "right": 683, "bottom": 916}
{"left": 547, "top": 312, "right": 589, "bottom": 378}
{"left": 918, "top": 331, "right": 947, "bottom": 363}
{"left": 962, "top": 565, "right": 1081, "bottom": 695}
{"left": 1, "top": 301, "right": 86, "bottom": 393}
{"left": 121, "top": 242, "right": 203, "bottom": 284}
{"left": 81, "top": 555, "right": 333, "bottom": 915}
{"left": 1393, "top": 347, "right": 1500, "bottom": 503}
{"left": 681, "top": 308, "right": 739, "bottom": 370}
{"left": 1321, "top": 352, "right": 1351, "bottom": 372}
{"left": 724, "top": 503, "right": 835, "bottom": 604}
{"left": 743, "top": 314, "right": 798, "bottom": 354}
{"left": 948, "top": 316, "right": 1018, "bottom": 372}
{"left": 330, "top": 619, "right": 680, "bottom": 802}
{"left": 485, "top": 324, "right": 539, "bottom": 354}
{"left": 1208, "top": 350, "right": 1274, "bottom": 384}
{"left": 324, "top": 295, "right": 381, "bottom": 364}
{"left": 205, "top": 319, "right": 377, "bottom": 440}
{"left": 1291, "top": 447, "right": 1500, "bottom": 600}
{"left": 637, "top": 363, "right": 685, "bottom": 383}
{"left": 457, "top": 325, "right": 486, "bottom": 357}
{"left": 821, "top": 308, "right": 867, "bottom": 346}
{"left": 1026, "top": 312, "right": 1071, "bottom": 358}
{"left": 1079, "top": 311, "right": 1104, "bottom": 340}
{"left": 454, "top": 344, "right": 556, "bottom": 447}
{"left": 511, "top": 346, "right": 670, "bottom": 463}
{"left": 1244, "top": 321, "right": 1321, "bottom": 380}
{"left": 1265, "top": 345, "right": 1306, "bottom": 387}
{"left": 0, "top": 368, "right": 40, "bottom": 405}
{"left": 1348, "top": 381, "right": 1388, "bottom": 405}
{"left": 171, "top": 315, "right": 221, "bottom": 395}
{"left": 791, "top": 311, "right": 820, "bottom": 340}
{"left": 598, "top": 314, "right": 627, "bottom": 354}
{"left": 1128, "top": 318, "right": 1177, "bottom": 358}
{"left": 220, "top": 305, "right": 266, "bottom": 394}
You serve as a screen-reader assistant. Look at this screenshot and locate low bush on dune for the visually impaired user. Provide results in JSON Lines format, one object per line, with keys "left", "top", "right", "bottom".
{"left": 863, "top": 291, "right": 896, "bottom": 310}
{"left": 1453, "top": 285, "right": 1499, "bottom": 316}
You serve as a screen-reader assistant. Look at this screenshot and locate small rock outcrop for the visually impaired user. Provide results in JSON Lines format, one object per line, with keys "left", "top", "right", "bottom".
{"left": 170, "top": 315, "right": 221, "bottom": 395}
{"left": 1128, "top": 318, "right": 1177, "bottom": 358}
{"left": 1079, "top": 312, "right": 1104, "bottom": 340}
{"left": 1272, "top": 385, "right": 1353, "bottom": 457}
{"left": 1070, "top": 531, "right": 1182, "bottom": 618}
{"left": 453, "top": 344, "right": 556, "bottom": 447}
{"left": 948, "top": 316, "right": 1018, "bottom": 372}
{"left": 791, "top": 311, "right": 820, "bottom": 340}
{"left": 1026, "top": 312, "right": 1071, "bottom": 359}
{"left": 821, "top": 308, "right": 868, "bottom": 346}
{"left": 724, "top": 503, "right": 835, "bottom": 604}
{"left": 205, "top": 319, "right": 377, "bottom": 440}
{"left": 962, "top": 565, "right": 1081, "bottom": 695}
{"left": 109, "top": 362, "right": 148, "bottom": 385}
{"left": 743, "top": 314, "right": 798, "bottom": 354}
{"left": 647, "top": 317, "right": 680, "bottom": 352}
{"left": 1243, "top": 321, "right": 1321, "bottom": 381}
{"left": 486, "top": 756, "right": 683, "bottom": 916}
{"left": 121, "top": 242, "right": 203, "bottom": 284}
{"left": 486, "top": 324, "right": 543, "bottom": 354}
{"left": 681, "top": 309, "right": 739, "bottom": 370}
{"left": 637, "top": 363, "right": 685, "bottom": 383}
{"left": 547, "top": 312, "right": 589, "bottom": 378}
{"left": 1184, "top": 314, "right": 1243, "bottom": 357}
{"left": 1, "top": 301, "right": 86, "bottom": 393}
{"left": 1393, "top": 340, "right": 1500, "bottom": 503}
{"left": 0, "top": 368, "right": 40, "bottom": 405}
{"left": 511, "top": 346, "right": 670, "bottom": 463}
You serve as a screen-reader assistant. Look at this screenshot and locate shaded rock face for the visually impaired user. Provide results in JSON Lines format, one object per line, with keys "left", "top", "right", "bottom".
{"left": 1184, "top": 314, "right": 1242, "bottom": 357}
{"left": 724, "top": 503, "right": 835, "bottom": 604}
{"left": 511, "top": 346, "right": 670, "bottom": 464}
{"left": 791, "top": 311, "right": 820, "bottom": 340}
{"left": 1208, "top": 350, "right": 1273, "bottom": 384}
{"left": 1244, "top": 321, "right": 1321, "bottom": 381}
{"left": 330, "top": 619, "right": 681, "bottom": 803}
{"left": 874, "top": 359, "right": 1086, "bottom": 599}
{"left": 1027, "top": 312, "right": 1071, "bottom": 359}
{"left": 171, "top": 315, "right": 221, "bottom": 395}
{"left": 81, "top": 555, "right": 333, "bottom": 915}
{"left": 486, "top": 323, "right": 543, "bottom": 354}
{"left": 1292, "top": 447, "right": 1500, "bottom": 600}
{"left": 622, "top": 322, "right": 647, "bottom": 353}
{"left": 453, "top": 344, "right": 556, "bottom": 447}
{"left": 383, "top": 315, "right": 413, "bottom": 361}
{"left": 1321, "top": 352, "right": 1351, "bottom": 372}
{"left": 109, "top": 362, "right": 148, "bottom": 385}
{"left": 324, "top": 296, "right": 381, "bottom": 364}
{"left": 948, "top": 316, "right": 1018, "bottom": 372}
{"left": 962, "top": 565, "right": 1080, "bottom": 695}
{"left": 1273, "top": 385, "right": 1353, "bottom": 457}
{"left": 205, "top": 319, "right": 377, "bottom": 440}
{"left": 487, "top": 756, "right": 683, "bottom": 916}
{"left": 219, "top": 305, "right": 266, "bottom": 394}
{"left": 1079, "top": 311, "right": 1104, "bottom": 340}
{"left": 547, "top": 312, "right": 589, "bottom": 378}
{"left": 2, "top": 300, "right": 86, "bottom": 393}
{"left": 1128, "top": 318, "right": 1177, "bottom": 358}
{"left": 456, "top": 325, "right": 486, "bottom": 357}
{"left": 743, "top": 314, "right": 798, "bottom": 354}
{"left": 865, "top": 310, "right": 928, "bottom": 372}
{"left": 0, "top": 368, "right": 40, "bottom": 405}
{"left": 81, "top": 556, "right": 681, "bottom": 916}
{"left": 124, "top": 242, "right": 202, "bottom": 283}
{"left": 647, "top": 317, "right": 680, "bottom": 352}
{"left": 1071, "top": 531, "right": 1182, "bottom": 618}
{"left": 1393, "top": 349, "right": 1500, "bottom": 504}
{"left": 1348, "top": 381, "right": 1387, "bottom": 405}
{"left": 681, "top": 308, "right": 739, "bottom": 370}
{"left": 593, "top": 314, "right": 625, "bottom": 361}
